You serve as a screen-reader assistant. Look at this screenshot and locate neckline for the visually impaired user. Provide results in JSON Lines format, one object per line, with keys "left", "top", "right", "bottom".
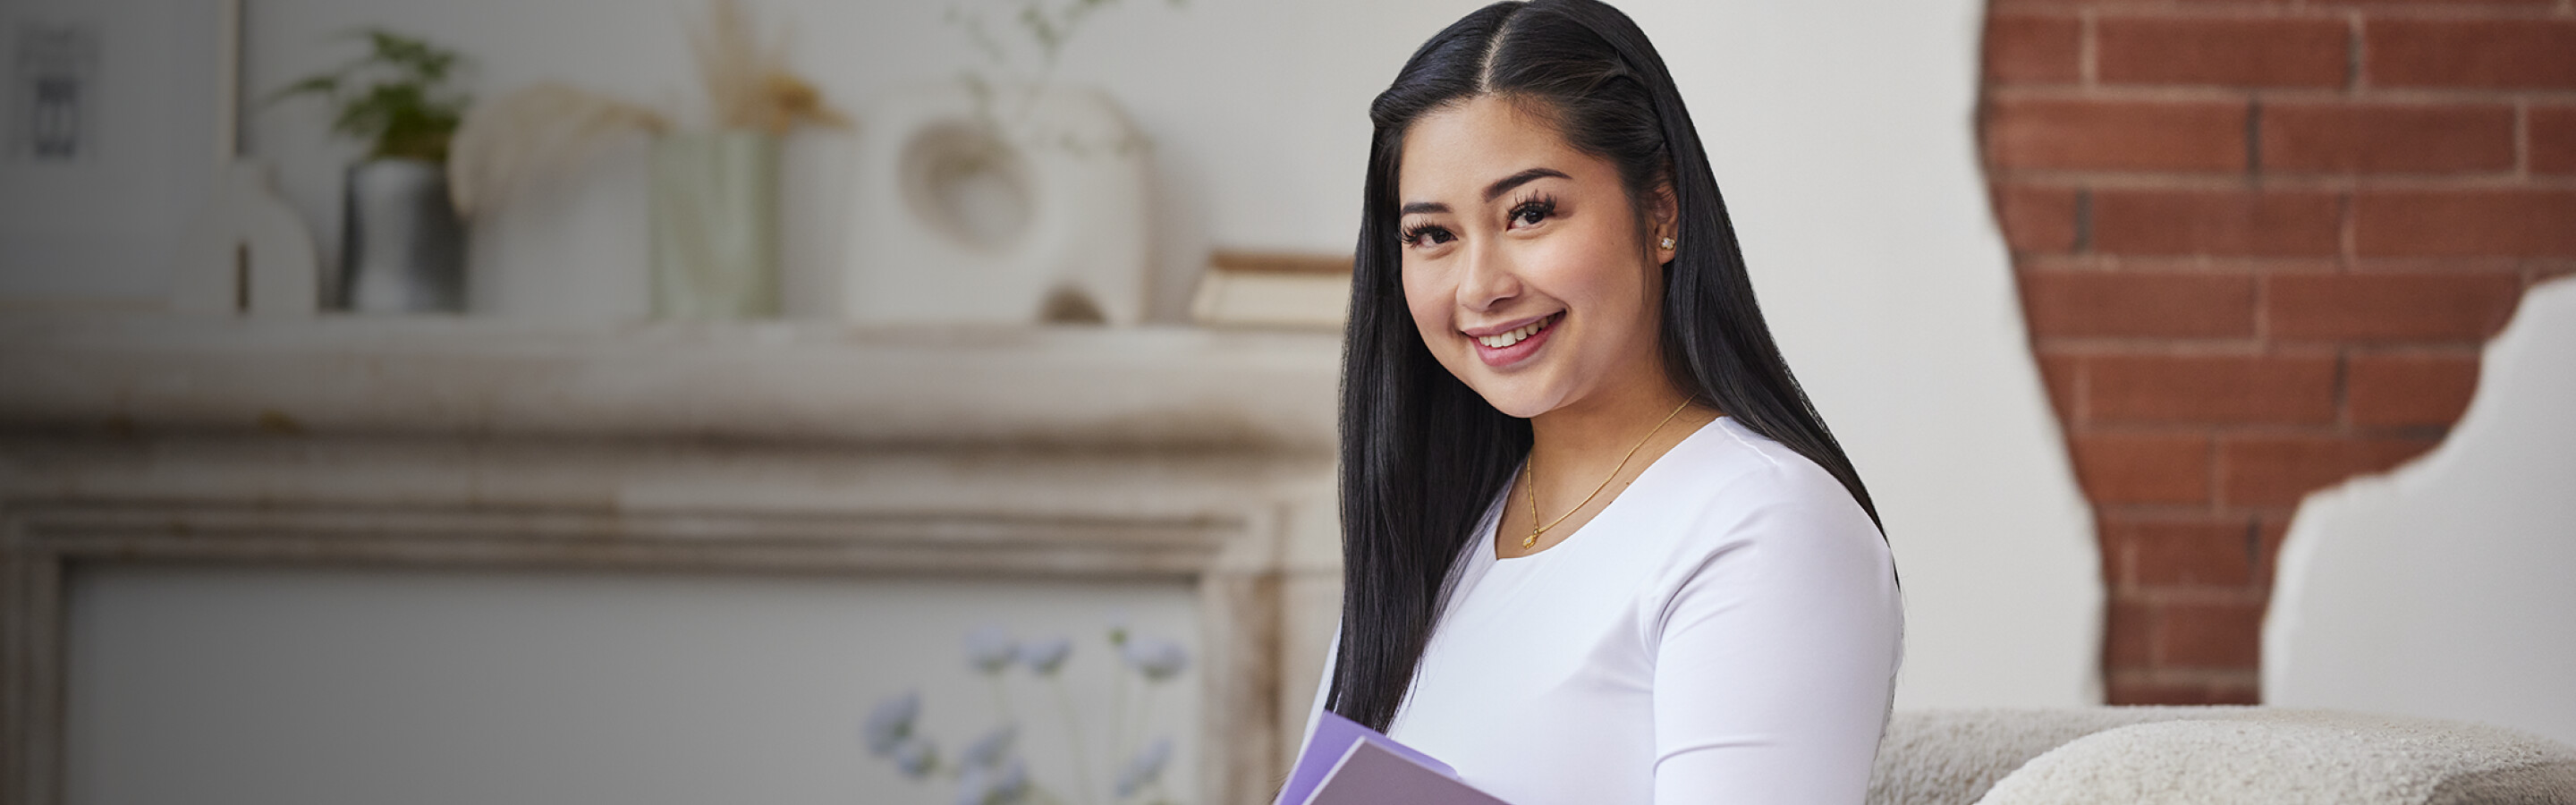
{"left": 1487, "top": 414, "right": 1728, "bottom": 564}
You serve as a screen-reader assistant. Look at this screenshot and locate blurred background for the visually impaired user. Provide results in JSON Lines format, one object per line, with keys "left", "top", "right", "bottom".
{"left": 0, "top": 0, "right": 2568, "bottom": 803}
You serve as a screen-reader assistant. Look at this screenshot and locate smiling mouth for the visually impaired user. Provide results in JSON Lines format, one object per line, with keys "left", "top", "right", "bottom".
{"left": 1473, "top": 312, "right": 1561, "bottom": 348}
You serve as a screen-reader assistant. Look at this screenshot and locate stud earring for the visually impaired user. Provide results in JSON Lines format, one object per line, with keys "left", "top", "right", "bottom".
{"left": 1659, "top": 236, "right": 1675, "bottom": 250}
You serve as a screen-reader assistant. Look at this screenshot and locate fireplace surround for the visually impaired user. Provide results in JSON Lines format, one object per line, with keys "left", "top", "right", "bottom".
{"left": 0, "top": 315, "right": 1346, "bottom": 805}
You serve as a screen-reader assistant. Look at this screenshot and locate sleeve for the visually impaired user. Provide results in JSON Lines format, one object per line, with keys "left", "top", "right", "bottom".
{"left": 1648, "top": 495, "right": 1902, "bottom": 805}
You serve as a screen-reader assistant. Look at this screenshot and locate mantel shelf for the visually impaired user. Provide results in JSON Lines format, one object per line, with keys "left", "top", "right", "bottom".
{"left": 0, "top": 313, "right": 1343, "bottom": 452}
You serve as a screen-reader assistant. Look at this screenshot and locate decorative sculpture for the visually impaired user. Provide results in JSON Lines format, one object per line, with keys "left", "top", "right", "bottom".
{"left": 170, "top": 158, "right": 320, "bottom": 318}
{"left": 843, "top": 82, "right": 1150, "bottom": 326}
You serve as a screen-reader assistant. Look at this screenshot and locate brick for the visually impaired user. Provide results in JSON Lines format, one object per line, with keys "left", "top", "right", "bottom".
{"left": 2020, "top": 272, "right": 2255, "bottom": 338}
{"left": 2366, "top": 20, "right": 2576, "bottom": 89}
{"left": 2266, "top": 273, "right": 2523, "bottom": 341}
{"left": 2038, "top": 352, "right": 2081, "bottom": 421}
{"left": 2098, "top": 17, "right": 2349, "bottom": 88}
{"left": 2530, "top": 106, "right": 2576, "bottom": 174}
{"left": 2109, "top": 517, "right": 2258, "bottom": 589}
{"left": 2259, "top": 102, "right": 2515, "bottom": 174}
{"left": 2158, "top": 598, "right": 2266, "bottom": 668}
{"left": 1995, "top": 184, "right": 2080, "bottom": 253}
{"left": 2323, "top": 0, "right": 2555, "bottom": 4}
{"left": 2220, "top": 436, "right": 2438, "bottom": 505}
{"left": 2355, "top": 191, "right": 2576, "bottom": 258}
{"left": 2347, "top": 352, "right": 2480, "bottom": 428}
{"left": 2106, "top": 598, "right": 2155, "bottom": 667}
{"left": 1987, "top": 14, "right": 2082, "bottom": 84}
{"left": 1987, "top": 99, "right": 2248, "bottom": 172}
{"left": 2071, "top": 432, "right": 2211, "bottom": 504}
{"left": 2087, "top": 354, "right": 2338, "bottom": 424}
{"left": 2249, "top": 516, "right": 2292, "bottom": 587}
{"left": 2092, "top": 190, "right": 2340, "bottom": 256}
{"left": 2106, "top": 675, "right": 2261, "bottom": 707}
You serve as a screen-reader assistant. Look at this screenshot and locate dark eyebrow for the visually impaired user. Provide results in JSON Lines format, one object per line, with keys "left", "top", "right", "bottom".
{"left": 1483, "top": 167, "right": 1568, "bottom": 202}
{"left": 1397, "top": 167, "right": 1569, "bottom": 216}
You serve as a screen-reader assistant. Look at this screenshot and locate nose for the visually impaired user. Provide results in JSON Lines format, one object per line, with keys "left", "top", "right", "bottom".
{"left": 1454, "top": 237, "right": 1521, "bottom": 314}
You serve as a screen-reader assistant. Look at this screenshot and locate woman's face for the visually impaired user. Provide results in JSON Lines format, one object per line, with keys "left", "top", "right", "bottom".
{"left": 1395, "top": 95, "right": 1676, "bottom": 419}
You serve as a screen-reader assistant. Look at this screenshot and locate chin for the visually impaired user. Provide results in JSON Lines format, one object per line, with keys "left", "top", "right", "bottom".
{"left": 1459, "top": 374, "right": 1563, "bottom": 419}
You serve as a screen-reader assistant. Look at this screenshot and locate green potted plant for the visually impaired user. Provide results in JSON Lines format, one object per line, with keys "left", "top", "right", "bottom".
{"left": 271, "top": 30, "right": 471, "bottom": 313}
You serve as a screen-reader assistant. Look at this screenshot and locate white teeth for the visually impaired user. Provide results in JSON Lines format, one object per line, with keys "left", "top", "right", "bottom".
{"left": 1474, "top": 315, "right": 1554, "bottom": 348}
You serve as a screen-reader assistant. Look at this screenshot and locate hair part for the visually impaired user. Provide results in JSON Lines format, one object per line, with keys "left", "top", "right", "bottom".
{"left": 1329, "top": 0, "right": 1885, "bottom": 733}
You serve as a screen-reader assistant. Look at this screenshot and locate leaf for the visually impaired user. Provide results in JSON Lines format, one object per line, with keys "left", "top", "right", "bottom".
{"left": 275, "top": 28, "right": 470, "bottom": 150}
{"left": 261, "top": 74, "right": 340, "bottom": 107}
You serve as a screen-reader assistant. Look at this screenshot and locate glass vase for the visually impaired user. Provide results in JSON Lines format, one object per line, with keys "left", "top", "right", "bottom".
{"left": 648, "top": 130, "right": 779, "bottom": 319}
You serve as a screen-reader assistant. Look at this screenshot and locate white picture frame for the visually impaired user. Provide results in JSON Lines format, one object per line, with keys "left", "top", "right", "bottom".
{"left": 0, "top": 0, "right": 232, "bottom": 309}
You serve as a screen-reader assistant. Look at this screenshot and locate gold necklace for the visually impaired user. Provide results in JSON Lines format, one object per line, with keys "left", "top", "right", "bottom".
{"left": 1522, "top": 397, "right": 1696, "bottom": 550}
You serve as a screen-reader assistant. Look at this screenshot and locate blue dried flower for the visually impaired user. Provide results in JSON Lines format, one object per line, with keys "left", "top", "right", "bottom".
{"left": 862, "top": 691, "right": 920, "bottom": 756}
{"left": 893, "top": 736, "right": 938, "bottom": 779}
{"left": 1114, "top": 736, "right": 1173, "bottom": 798}
{"left": 1123, "top": 636, "right": 1189, "bottom": 682}
{"left": 956, "top": 757, "right": 1030, "bottom": 805}
{"left": 1018, "top": 636, "right": 1072, "bottom": 674}
{"left": 961, "top": 724, "right": 1017, "bottom": 769}
{"left": 966, "top": 625, "right": 1017, "bottom": 674}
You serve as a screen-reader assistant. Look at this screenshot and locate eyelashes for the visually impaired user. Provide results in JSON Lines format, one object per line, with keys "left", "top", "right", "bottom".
{"left": 1506, "top": 193, "right": 1558, "bottom": 226}
{"left": 1396, "top": 192, "right": 1560, "bottom": 248}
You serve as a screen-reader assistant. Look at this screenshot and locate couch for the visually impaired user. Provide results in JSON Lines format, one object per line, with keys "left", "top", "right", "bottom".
{"left": 1870, "top": 708, "right": 2576, "bottom": 804}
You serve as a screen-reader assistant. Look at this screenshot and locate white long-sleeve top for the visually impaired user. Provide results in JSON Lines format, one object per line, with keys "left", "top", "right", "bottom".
{"left": 1292, "top": 416, "right": 1902, "bottom": 805}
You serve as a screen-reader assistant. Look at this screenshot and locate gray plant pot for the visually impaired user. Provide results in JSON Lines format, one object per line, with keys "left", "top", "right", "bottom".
{"left": 338, "top": 158, "right": 466, "bottom": 313}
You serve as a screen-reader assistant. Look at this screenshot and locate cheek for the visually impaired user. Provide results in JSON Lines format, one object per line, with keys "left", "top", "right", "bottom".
{"left": 1525, "top": 227, "right": 1645, "bottom": 313}
{"left": 1400, "top": 265, "right": 1453, "bottom": 343}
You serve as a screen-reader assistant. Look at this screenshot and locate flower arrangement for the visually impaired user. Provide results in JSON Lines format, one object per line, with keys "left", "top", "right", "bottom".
{"left": 445, "top": 0, "right": 845, "bottom": 217}
{"left": 865, "top": 618, "right": 1193, "bottom": 805}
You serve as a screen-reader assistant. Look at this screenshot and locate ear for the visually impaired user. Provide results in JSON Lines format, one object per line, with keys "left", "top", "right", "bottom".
{"left": 1649, "top": 177, "right": 1680, "bottom": 253}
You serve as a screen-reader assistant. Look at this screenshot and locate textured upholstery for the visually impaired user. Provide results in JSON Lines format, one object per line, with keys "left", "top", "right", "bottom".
{"left": 1871, "top": 708, "right": 2576, "bottom": 805}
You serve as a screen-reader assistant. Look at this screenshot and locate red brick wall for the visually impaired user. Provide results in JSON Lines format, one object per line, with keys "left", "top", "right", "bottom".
{"left": 1979, "top": 0, "right": 2576, "bottom": 704}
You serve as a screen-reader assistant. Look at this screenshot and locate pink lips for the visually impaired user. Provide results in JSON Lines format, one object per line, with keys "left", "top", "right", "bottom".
{"left": 1470, "top": 312, "right": 1560, "bottom": 368}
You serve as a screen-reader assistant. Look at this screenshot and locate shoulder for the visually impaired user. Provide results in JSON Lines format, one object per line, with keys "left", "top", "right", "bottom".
{"left": 1637, "top": 418, "right": 1894, "bottom": 614}
{"left": 1655, "top": 418, "right": 1881, "bottom": 545}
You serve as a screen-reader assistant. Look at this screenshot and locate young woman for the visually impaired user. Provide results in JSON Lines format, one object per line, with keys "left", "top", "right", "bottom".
{"left": 1299, "top": 1, "right": 1902, "bottom": 802}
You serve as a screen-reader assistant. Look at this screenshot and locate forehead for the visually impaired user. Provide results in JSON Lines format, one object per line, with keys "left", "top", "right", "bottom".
{"left": 1396, "top": 96, "right": 1593, "bottom": 203}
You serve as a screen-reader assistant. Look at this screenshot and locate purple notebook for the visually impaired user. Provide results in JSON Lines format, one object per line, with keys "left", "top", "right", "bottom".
{"left": 1277, "top": 710, "right": 1512, "bottom": 805}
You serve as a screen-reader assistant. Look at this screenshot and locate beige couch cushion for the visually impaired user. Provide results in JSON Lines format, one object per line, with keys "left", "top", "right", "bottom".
{"left": 1872, "top": 708, "right": 2576, "bottom": 805}
{"left": 1872, "top": 708, "right": 2237, "bottom": 805}
{"left": 1978, "top": 711, "right": 2576, "bottom": 805}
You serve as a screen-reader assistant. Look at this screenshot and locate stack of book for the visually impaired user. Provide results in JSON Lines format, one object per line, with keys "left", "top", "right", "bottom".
{"left": 1190, "top": 250, "right": 1352, "bottom": 329}
{"left": 1276, "top": 710, "right": 1512, "bottom": 805}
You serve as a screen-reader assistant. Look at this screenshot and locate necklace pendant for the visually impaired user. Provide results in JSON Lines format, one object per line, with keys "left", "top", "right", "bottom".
{"left": 1521, "top": 531, "right": 1539, "bottom": 549}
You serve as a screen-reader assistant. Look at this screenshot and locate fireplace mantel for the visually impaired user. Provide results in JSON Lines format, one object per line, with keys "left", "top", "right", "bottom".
{"left": 0, "top": 314, "right": 1341, "bottom": 450}
{"left": 0, "top": 314, "right": 1348, "bottom": 805}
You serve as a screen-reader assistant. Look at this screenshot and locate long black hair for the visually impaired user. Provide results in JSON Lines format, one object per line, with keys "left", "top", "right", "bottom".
{"left": 1330, "top": 0, "right": 1884, "bottom": 733}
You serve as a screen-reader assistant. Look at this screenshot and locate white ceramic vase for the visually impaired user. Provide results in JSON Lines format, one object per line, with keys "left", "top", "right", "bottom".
{"left": 842, "top": 83, "right": 1151, "bottom": 326}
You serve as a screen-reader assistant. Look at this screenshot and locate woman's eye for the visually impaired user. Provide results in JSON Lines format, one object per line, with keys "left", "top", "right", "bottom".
{"left": 1402, "top": 225, "right": 1454, "bottom": 248}
{"left": 1509, "top": 199, "right": 1555, "bottom": 228}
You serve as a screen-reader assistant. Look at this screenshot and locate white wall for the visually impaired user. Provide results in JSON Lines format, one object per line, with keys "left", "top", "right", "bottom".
{"left": 69, "top": 564, "right": 1203, "bottom": 805}
{"left": 2266, "top": 276, "right": 2576, "bottom": 745}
